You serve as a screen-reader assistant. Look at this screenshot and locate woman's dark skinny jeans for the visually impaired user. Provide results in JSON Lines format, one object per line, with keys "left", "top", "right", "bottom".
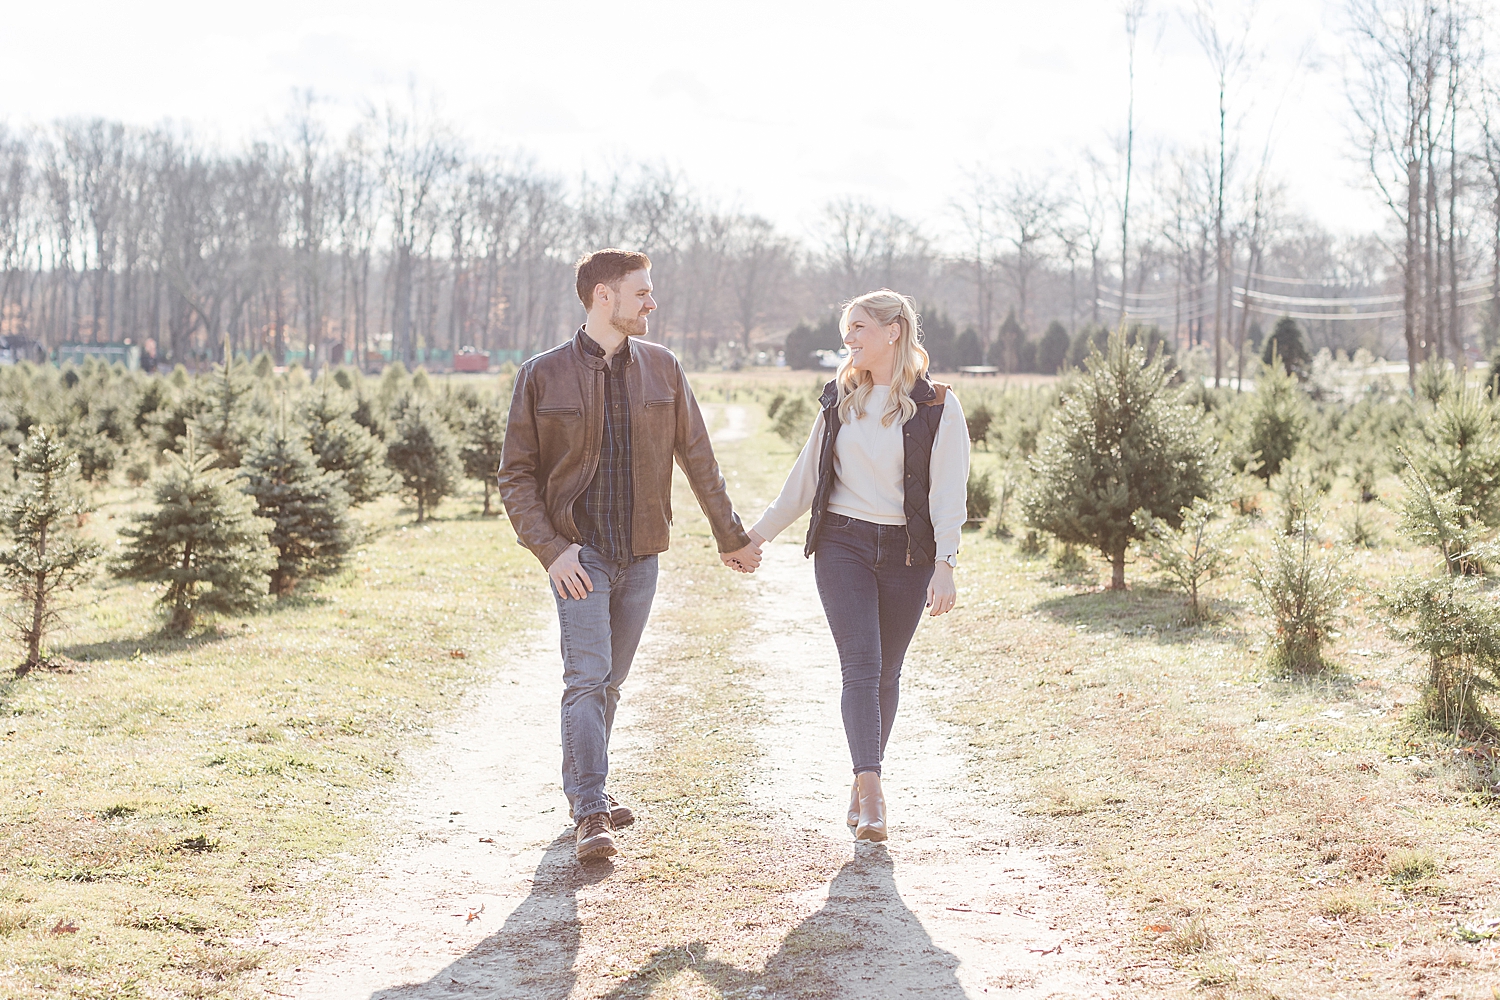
{"left": 813, "top": 513, "right": 934, "bottom": 776}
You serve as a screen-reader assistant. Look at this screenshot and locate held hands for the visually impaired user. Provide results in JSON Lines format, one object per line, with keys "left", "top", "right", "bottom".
{"left": 548, "top": 543, "right": 594, "bottom": 600}
{"left": 721, "top": 528, "right": 766, "bottom": 574}
{"left": 926, "top": 563, "right": 956, "bottom": 616}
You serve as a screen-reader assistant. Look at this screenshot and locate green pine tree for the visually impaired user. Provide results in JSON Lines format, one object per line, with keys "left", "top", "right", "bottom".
{"left": 1262, "top": 316, "right": 1312, "bottom": 377}
{"left": 197, "top": 354, "right": 259, "bottom": 468}
{"left": 0, "top": 427, "right": 101, "bottom": 671}
{"left": 460, "top": 400, "right": 506, "bottom": 516}
{"left": 995, "top": 308, "right": 1024, "bottom": 372}
{"left": 953, "top": 327, "right": 984, "bottom": 367}
{"left": 385, "top": 398, "right": 460, "bottom": 522}
{"left": 1022, "top": 327, "right": 1222, "bottom": 590}
{"left": 241, "top": 423, "right": 356, "bottom": 596}
{"left": 113, "top": 429, "right": 275, "bottom": 633}
{"left": 1414, "top": 381, "right": 1500, "bottom": 529}
{"left": 1244, "top": 356, "right": 1307, "bottom": 480}
{"left": 301, "top": 385, "right": 393, "bottom": 505}
{"left": 1037, "top": 321, "right": 1071, "bottom": 374}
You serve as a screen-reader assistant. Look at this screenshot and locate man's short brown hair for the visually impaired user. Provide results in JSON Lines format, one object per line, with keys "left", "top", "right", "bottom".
{"left": 575, "top": 248, "right": 652, "bottom": 310}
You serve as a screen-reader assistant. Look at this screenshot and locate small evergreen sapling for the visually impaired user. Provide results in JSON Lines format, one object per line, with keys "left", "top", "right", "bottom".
{"left": 1021, "top": 327, "right": 1221, "bottom": 589}
{"left": 301, "top": 385, "right": 393, "bottom": 505}
{"left": 460, "top": 400, "right": 506, "bottom": 516}
{"left": 1244, "top": 358, "right": 1306, "bottom": 480}
{"left": 965, "top": 469, "right": 995, "bottom": 526}
{"left": 965, "top": 404, "right": 994, "bottom": 448}
{"left": 771, "top": 395, "right": 814, "bottom": 447}
{"left": 0, "top": 427, "right": 101, "bottom": 671}
{"left": 1414, "top": 381, "right": 1500, "bottom": 529}
{"left": 198, "top": 354, "right": 258, "bottom": 468}
{"left": 241, "top": 424, "right": 356, "bottom": 596}
{"left": 1246, "top": 507, "right": 1351, "bottom": 674}
{"left": 113, "top": 429, "right": 275, "bottom": 633}
{"left": 1382, "top": 458, "right": 1500, "bottom": 731}
{"left": 1383, "top": 574, "right": 1500, "bottom": 734}
{"left": 385, "top": 398, "right": 460, "bottom": 522}
{"left": 1131, "top": 498, "right": 1233, "bottom": 622}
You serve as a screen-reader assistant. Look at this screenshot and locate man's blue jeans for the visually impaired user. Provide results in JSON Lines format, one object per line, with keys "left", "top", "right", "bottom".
{"left": 813, "top": 514, "right": 934, "bottom": 775}
{"left": 555, "top": 545, "right": 659, "bottom": 822}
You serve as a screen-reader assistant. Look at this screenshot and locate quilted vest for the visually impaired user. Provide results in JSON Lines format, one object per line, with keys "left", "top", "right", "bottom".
{"left": 802, "top": 376, "right": 950, "bottom": 566}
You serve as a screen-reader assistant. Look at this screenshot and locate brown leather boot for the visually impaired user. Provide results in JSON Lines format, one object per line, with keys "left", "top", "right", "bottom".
{"left": 847, "top": 780, "right": 860, "bottom": 829}
{"left": 605, "top": 794, "right": 635, "bottom": 829}
{"left": 854, "top": 771, "right": 887, "bottom": 842}
{"left": 570, "top": 794, "right": 635, "bottom": 829}
{"left": 574, "top": 811, "right": 616, "bottom": 862}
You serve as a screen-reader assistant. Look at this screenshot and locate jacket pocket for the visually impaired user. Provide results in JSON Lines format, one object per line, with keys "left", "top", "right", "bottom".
{"left": 536, "top": 404, "right": 581, "bottom": 416}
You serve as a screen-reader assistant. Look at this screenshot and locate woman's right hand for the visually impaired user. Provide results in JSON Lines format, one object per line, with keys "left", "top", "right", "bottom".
{"left": 746, "top": 528, "right": 766, "bottom": 548}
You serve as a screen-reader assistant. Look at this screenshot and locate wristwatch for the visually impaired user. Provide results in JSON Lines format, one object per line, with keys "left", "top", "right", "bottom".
{"left": 937, "top": 554, "right": 957, "bottom": 568}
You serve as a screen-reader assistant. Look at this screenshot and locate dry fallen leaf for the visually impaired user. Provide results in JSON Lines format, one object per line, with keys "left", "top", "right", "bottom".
{"left": 478, "top": 837, "right": 494, "bottom": 843}
{"left": 465, "top": 904, "right": 485, "bottom": 923}
{"left": 1144, "top": 924, "right": 1171, "bottom": 933}
{"left": 449, "top": 649, "right": 466, "bottom": 659}
{"left": 50, "top": 919, "right": 79, "bottom": 934}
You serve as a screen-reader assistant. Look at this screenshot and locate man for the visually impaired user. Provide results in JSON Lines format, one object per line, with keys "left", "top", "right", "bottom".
{"left": 499, "top": 248, "right": 762, "bottom": 863}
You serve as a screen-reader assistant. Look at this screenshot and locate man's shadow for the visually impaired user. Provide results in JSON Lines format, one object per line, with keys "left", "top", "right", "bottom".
{"left": 595, "top": 847, "right": 970, "bottom": 998}
{"left": 367, "top": 830, "right": 609, "bottom": 999}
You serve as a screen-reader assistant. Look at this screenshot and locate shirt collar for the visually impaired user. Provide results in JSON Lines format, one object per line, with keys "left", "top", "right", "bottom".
{"left": 577, "top": 326, "right": 631, "bottom": 365}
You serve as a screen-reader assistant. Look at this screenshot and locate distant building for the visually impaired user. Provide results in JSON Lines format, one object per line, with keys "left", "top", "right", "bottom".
{"left": 54, "top": 342, "right": 142, "bottom": 370}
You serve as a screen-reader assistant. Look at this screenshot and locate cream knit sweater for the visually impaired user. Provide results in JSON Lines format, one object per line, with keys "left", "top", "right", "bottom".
{"left": 751, "top": 386, "right": 970, "bottom": 560}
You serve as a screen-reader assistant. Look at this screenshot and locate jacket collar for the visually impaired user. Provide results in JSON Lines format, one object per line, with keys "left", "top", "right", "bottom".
{"left": 819, "top": 373, "right": 936, "bottom": 409}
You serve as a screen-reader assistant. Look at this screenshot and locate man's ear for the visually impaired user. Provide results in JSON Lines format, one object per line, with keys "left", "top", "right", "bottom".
{"left": 593, "top": 282, "right": 612, "bottom": 308}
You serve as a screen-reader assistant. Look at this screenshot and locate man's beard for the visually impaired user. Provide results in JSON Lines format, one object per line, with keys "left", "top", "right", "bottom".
{"left": 610, "top": 301, "right": 649, "bottom": 337}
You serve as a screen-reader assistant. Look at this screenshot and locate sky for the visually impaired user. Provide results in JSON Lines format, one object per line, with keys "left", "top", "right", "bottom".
{"left": 3, "top": 0, "right": 1387, "bottom": 247}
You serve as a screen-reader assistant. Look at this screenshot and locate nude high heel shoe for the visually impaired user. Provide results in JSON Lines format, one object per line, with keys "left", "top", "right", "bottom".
{"left": 854, "top": 771, "right": 887, "bottom": 842}
{"left": 847, "top": 780, "right": 860, "bottom": 829}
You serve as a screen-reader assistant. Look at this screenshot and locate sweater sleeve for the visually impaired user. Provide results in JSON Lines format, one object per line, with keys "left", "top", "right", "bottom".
{"left": 930, "top": 391, "right": 970, "bottom": 560}
{"left": 750, "top": 410, "right": 823, "bottom": 542}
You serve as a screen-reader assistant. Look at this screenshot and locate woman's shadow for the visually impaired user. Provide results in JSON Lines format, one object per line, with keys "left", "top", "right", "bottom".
{"left": 598, "top": 846, "right": 970, "bottom": 998}
{"left": 366, "top": 830, "right": 609, "bottom": 999}
{"left": 376, "top": 843, "right": 971, "bottom": 998}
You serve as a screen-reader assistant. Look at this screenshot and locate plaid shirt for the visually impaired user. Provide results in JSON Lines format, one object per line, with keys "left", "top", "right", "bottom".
{"left": 572, "top": 328, "right": 634, "bottom": 562}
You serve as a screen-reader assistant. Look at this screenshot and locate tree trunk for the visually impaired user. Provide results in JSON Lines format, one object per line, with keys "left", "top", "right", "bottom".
{"left": 1406, "top": 156, "right": 1423, "bottom": 388}
{"left": 1110, "top": 548, "right": 1126, "bottom": 591}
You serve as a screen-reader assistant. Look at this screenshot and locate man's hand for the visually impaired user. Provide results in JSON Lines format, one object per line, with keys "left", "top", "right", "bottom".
{"left": 926, "top": 563, "right": 956, "bottom": 616}
{"left": 548, "top": 543, "right": 594, "bottom": 600}
{"left": 721, "top": 533, "right": 763, "bottom": 574}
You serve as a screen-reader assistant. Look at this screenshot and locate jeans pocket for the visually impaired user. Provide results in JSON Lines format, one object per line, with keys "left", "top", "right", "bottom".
{"left": 823, "top": 512, "right": 852, "bottom": 529}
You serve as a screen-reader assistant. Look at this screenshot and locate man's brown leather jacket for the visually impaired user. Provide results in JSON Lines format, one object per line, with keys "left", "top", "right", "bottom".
{"left": 498, "top": 329, "right": 751, "bottom": 569}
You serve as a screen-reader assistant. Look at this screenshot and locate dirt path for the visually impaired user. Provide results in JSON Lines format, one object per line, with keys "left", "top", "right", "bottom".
{"left": 278, "top": 406, "right": 1133, "bottom": 998}
{"left": 743, "top": 541, "right": 1126, "bottom": 997}
{"left": 274, "top": 608, "right": 592, "bottom": 997}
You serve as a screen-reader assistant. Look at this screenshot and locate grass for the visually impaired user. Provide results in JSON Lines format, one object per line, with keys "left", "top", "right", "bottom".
{"left": 912, "top": 428, "right": 1500, "bottom": 996}
{"left": 0, "top": 489, "right": 537, "bottom": 998}
{"left": 10, "top": 369, "right": 1500, "bottom": 998}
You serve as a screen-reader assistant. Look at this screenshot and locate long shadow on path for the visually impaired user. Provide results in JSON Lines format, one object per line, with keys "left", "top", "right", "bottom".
{"left": 367, "top": 832, "right": 610, "bottom": 999}
{"left": 608, "top": 848, "right": 967, "bottom": 1000}
{"left": 364, "top": 844, "right": 968, "bottom": 999}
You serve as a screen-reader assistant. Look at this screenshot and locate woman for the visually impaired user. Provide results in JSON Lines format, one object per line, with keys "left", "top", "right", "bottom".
{"left": 748, "top": 289, "right": 968, "bottom": 842}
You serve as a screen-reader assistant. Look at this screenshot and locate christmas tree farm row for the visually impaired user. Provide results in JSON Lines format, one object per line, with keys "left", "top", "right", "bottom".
{"left": 0, "top": 356, "right": 508, "bottom": 658}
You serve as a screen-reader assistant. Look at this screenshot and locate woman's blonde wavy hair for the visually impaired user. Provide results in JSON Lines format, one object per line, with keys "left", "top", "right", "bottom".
{"left": 835, "top": 288, "right": 931, "bottom": 427}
